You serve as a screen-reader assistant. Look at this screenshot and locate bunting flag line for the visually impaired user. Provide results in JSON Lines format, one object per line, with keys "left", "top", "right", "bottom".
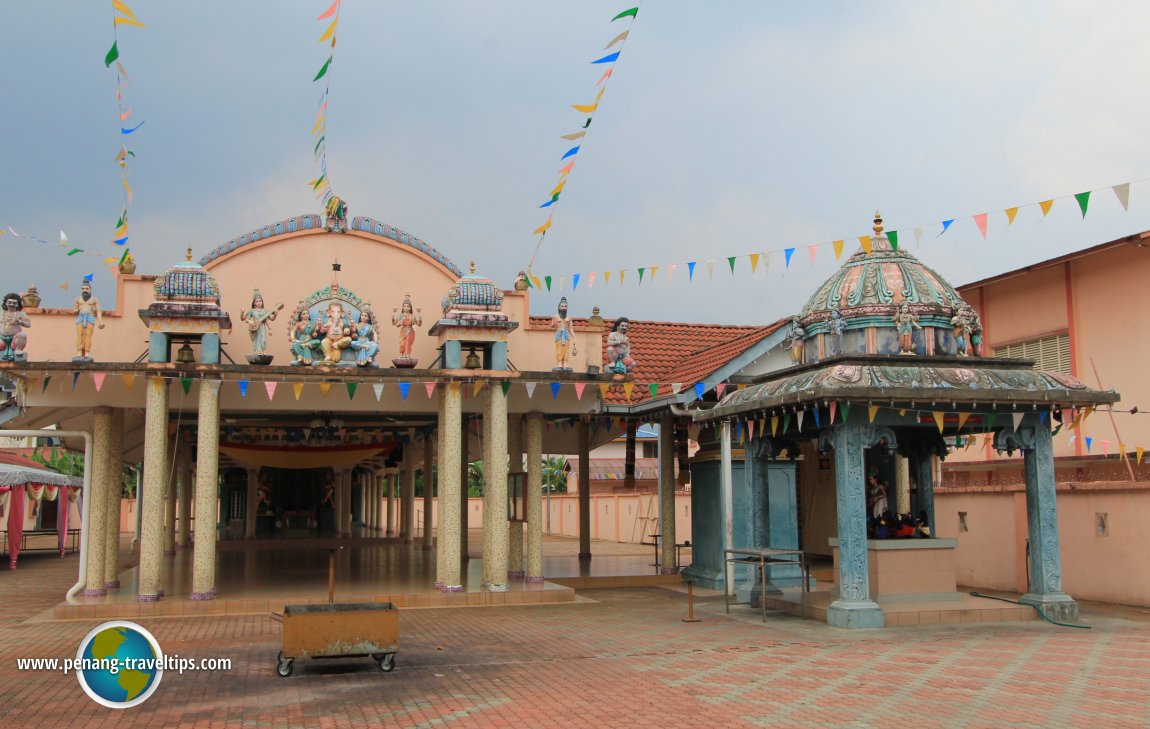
{"left": 308, "top": 0, "right": 341, "bottom": 202}
{"left": 105, "top": 0, "right": 145, "bottom": 276}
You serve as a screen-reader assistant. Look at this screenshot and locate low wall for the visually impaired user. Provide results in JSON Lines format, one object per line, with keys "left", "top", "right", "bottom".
{"left": 936, "top": 482, "right": 1150, "bottom": 607}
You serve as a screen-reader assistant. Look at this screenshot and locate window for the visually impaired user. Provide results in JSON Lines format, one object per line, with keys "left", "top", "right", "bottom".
{"left": 641, "top": 442, "right": 658, "bottom": 458}
{"left": 994, "top": 332, "right": 1071, "bottom": 374}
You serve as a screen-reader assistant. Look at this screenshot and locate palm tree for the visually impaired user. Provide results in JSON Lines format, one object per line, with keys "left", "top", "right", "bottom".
{"left": 542, "top": 456, "right": 568, "bottom": 493}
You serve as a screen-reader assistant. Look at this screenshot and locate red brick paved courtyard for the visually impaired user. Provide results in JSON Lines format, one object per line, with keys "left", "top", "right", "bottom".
{"left": 3, "top": 548, "right": 1149, "bottom": 728}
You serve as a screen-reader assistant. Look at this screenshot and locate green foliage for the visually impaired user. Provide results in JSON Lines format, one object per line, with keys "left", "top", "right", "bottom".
{"left": 467, "top": 461, "right": 484, "bottom": 497}
{"left": 542, "top": 456, "right": 568, "bottom": 493}
{"left": 31, "top": 446, "right": 137, "bottom": 497}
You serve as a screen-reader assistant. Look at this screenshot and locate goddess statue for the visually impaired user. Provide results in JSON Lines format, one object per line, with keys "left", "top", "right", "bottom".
{"left": 893, "top": 302, "right": 921, "bottom": 355}
{"left": 349, "top": 308, "right": 380, "bottom": 367}
{"left": 784, "top": 316, "right": 805, "bottom": 364}
{"left": 240, "top": 288, "right": 283, "bottom": 364}
{"left": 289, "top": 307, "right": 323, "bottom": 365}
{"left": 0, "top": 292, "right": 31, "bottom": 362}
{"left": 391, "top": 295, "right": 422, "bottom": 367}
{"left": 951, "top": 304, "right": 976, "bottom": 357}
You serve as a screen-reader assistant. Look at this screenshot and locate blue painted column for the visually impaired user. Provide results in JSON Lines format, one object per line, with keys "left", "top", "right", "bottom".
{"left": 682, "top": 427, "right": 744, "bottom": 589}
{"left": 825, "top": 424, "right": 884, "bottom": 628}
{"left": 911, "top": 454, "right": 936, "bottom": 537}
{"left": 1019, "top": 421, "right": 1079, "bottom": 621}
{"left": 764, "top": 461, "right": 802, "bottom": 585}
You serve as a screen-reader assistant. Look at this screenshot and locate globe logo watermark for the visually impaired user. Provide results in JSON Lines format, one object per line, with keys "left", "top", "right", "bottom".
{"left": 74, "top": 620, "right": 164, "bottom": 709}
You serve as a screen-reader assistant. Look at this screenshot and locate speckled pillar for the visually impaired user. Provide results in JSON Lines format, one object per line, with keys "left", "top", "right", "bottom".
{"left": 385, "top": 471, "right": 396, "bottom": 537}
{"left": 162, "top": 447, "right": 177, "bottom": 555}
{"left": 177, "top": 446, "right": 193, "bottom": 548}
{"left": 507, "top": 413, "right": 524, "bottom": 579}
{"left": 364, "top": 473, "right": 374, "bottom": 530}
{"left": 423, "top": 433, "right": 434, "bottom": 550}
{"left": 371, "top": 473, "right": 380, "bottom": 530}
{"left": 436, "top": 382, "right": 463, "bottom": 590}
{"left": 402, "top": 458, "right": 415, "bottom": 545}
{"left": 104, "top": 408, "right": 124, "bottom": 587}
{"left": 138, "top": 379, "right": 169, "bottom": 602}
{"left": 245, "top": 467, "right": 259, "bottom": 538}
{"left": 190, "top": 379, "right": 221, "bottom": 601}
{"left": 84, "top": 407, "right": 113, "bottom": 596}
{"left": 895, "top": 456, "right": 910, "bottom": 515}
{"left": 525, "top": 412, "right": 544, "bottom": 583}
{"left": 482, "top": 385, "right": 509, "bottom": 590}
{"left": 460, "top": 417, "right": 470, "bottom": 561}
{"left": 659, "top": 415, "right": 678, "bottom": 574}
{"left": 578, "top": 420, "right": 591, "bottom": 561}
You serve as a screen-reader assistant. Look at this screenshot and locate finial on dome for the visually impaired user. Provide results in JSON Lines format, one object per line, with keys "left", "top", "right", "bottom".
{"left": 470, "top": 260, "right": 476, "bottom": 274}
{"left": 873, "top": 211, "right": 884, "bottom": 237}
{"left": 185, "top": 246, "right": 193, "bottom": 262}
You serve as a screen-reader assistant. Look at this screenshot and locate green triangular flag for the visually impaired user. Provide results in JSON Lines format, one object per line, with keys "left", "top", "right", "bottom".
{"left": 985, "top": 412, "right": 997, "bottom": 431}
{"left": 841, "top": 402, "right": 851, "bottom": 421}
{"left": 67, "top": 248, "right": 83, "bottom": 256}
{"left": 313, "top": 135, "right": 325, "bottom": 155}
{"left": 648, "top": 383, "right": 658, "bottom": 399}
{"left": 887, "top": 230, "right": 899, "bottom": 250}
{"left": 1074, "top": 191, "right": 1091, "bottom": 218}
{"left": 612, "top": 7, "right": 638, "bottom": 21}
{"left": 104, "top": 41, "right": 119, "bottom": 68}
{"left": 544, "top": 275, "right": 552, "bottom": 291}
{"left": 180, "top": 378, "right": 193, "bottom": 395}
{"left": 638, "top": 267, "right": 645, "bottom": 283}
{"left": 346, "top": 382, "right": 358, "bottom": 399}
{"left": 727, "top": 256, "right": 736, "bottom": 273}
{"left": 313, "top": 55, "right": 333, "bottom": 81}
{"left": 782, "top": 413, "right": 791, "bottom": 433}
{"left": 501, "top": 381, "right": 511, "bottom": 396}
{"left": 42, "top": 376, "right": 51, "bottom": 393}
{"left": 524, "top": 275, "right": 534, "bottom": 289}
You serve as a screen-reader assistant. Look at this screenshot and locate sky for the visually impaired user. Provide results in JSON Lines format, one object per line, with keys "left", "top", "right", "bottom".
{"left": 5, "top": 1, "right": 1150, "bottom": 325}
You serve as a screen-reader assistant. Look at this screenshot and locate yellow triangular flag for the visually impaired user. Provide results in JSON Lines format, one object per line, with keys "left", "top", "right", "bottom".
{"left": 1005, "top": 207, "right": 1019, "bottom": 225}
{"left": 933, "top": 411, "right": 945, "bottom": 432}
{"left": 833, "top": 240, "right": 844, "bottom": 260}
{"left": 749, "top": 253, "right": 760, "bottom": 273}
{"left": 604, "top": 271, "right": 612, "bottom": 285}
{"left": 550, "top": 178, "right": 567, "bottom": 196}
{"left": 316, "top": 17, "right": 338, "bottom": 44}
{"left": 1119, "top": 443, "right": 1125, "bottom": 459}
{"left": 598, "top": 382, "right": 610, "bottom": 397}
{"left": 770, "top": 416, "right": 779, "bottom": 436}
{"left": 1039, "top": 200, "right": 1054, "bottom": 218}
{"left": 1082, "top": 406, "right": 1095, "bottom": 423}
{"left": 1137, "top": 447, "right": 1144, "bottom": 465}
{"left": 859, "top": 236, "right": 872, "bottom": 254}
{"left": 473, "top": 380, "right": 486, "bottom": 397}
{"left": 293, "top": 382, "right": 305, "bottom": 400}
{"left": 113, "top": 16, "right": 145, "bottom": 27}
{"left": 957, "top": 412, "right": 971, "bottom": 430}
{"left": 319, "top": 382, "right": 331, "bottom": 396}
{"left": 758, "top": 418, "right": 765, "bottom": 435}
{"left": 867, "top": 405, "right": 879, "bottom": 423}
{"left": 112, "top": 0, "right": 136, "bottom": 19}
{"left": 619, "top": 270, "right": 625, "bottom": 286}
{"left": 622, "top": 382, "right": 634, "bottom": 400}
{"left": 533, "top": 217, "right": 553, "bottom": 235}
{"left": 650, "top": 265, "right": 659, "bottom": 280}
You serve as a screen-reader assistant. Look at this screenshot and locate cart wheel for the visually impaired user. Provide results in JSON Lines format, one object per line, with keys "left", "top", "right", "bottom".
{"left": 379, "top": 653, "right": 395, "bottom": 672}
{"left": 277, "top": 658, "right": 294, "bottom": 677}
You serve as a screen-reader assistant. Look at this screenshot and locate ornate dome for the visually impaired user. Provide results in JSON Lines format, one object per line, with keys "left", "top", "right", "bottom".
{"left": 441, "top": 261, "right": 508, "bottom": 322}
{"left": 153, "top": 247, "right": 220, "bottom": 303}
{"left": 796, "top": 214, "right": 976, "bottom": 358}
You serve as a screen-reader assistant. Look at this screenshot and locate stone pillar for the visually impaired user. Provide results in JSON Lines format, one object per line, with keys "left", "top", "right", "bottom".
{"left": 333, "top": 469, "right": 345, "bottom": 536}
{"left": 423, "top": 433, "right": 435, "bottom": 550}
{"left": 577, "top": 419, "right": 591, "bottom": 560}
{"left": 162, "top": 452, "right": 177, "bottom": 555}
{"left": 482, "top": 384, "right": 509, "bottom": 590}
{"left": 104, "top": 409, "right": 125, "bottom": 587}
{"left": 245, "top": 467, "right": 259, "bottom": 538}
{"left": 460, "top": 417, "right": 470, "bottom": 561}
{"left": 659, "top": 415, "right": 678, "bottom": 574}
{"left": 623, "top": 420, "right": 637, "bottom": 488}
{"left": 436, "top": 382, "right": 463, "bottom": 591}
{"left": 177, "top": 446, "right": 193, "bottom": 548}
{"left": 525, "top": 412, "right": 544, "bottom": 583}
{"left": 191, "top": 379, "right": 221, "bottom": 600}
{"left": 1018, "top": 421, "right": 1078, "bottom": 621}
{"left": 84, "top": 407, "right": 113, "bottom": 596}
{"left": 675, "top": 419, "right": 691, "bottom": 486}
{"left": 402, "top": 456, "right": 415, "bottom": 545}
{"left": 824, "top": 424, "right": 884, "bottom": 628}
{"left": 138, "top": 379, "right": 169, "bottom": 602}
{"left": 894, "top": 456, "right": 911, "bottom": 515}
{"left": 367, "top": 473, "right": 376, "bottom": 530}
{"left": 911, "top": 453, "right": 936, "bottom": 537}
{"left": 385, "top": 471, "right": 396, "bottom": 537}
{"left": 345, "top": 470, "right": 355, "bottom": 535}
{"left": 507, "top": 413, "right": 524, "bottom": 579}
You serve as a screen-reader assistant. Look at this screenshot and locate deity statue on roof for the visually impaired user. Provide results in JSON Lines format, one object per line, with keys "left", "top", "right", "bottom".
{"left": 72, "top": 279, "right": 105, "bottom": 362}
{"left": 391, "top": 294, "right": 422, "bottom": 368}
{"left": 240, "top": 288, "right": 283, "bottom": 365}
{"left": 605, "top": 317, "right": 636, "bottom": 375}
{"left": 552, "top": 297, "right": 577, "bottom": 372}
{"left": 289, "top": 304, "right": 322, "bottom": 366}
{"left": 827, "top": 309, "right": 846, "bottom": 356}
{"left": 349, "top": 307, "right": 380, "bottom": 367}
{"left": 784, "top": 316, "right": 805, "bottom": 364}
{"left": 324, "top": 195, "right": 348, "bottom": 233}
{"left": 319, "top": 301, "right": 353, "bottom": 365}
{"left": 0, "top": 292, "right": 30, "bottom": 362}
{"left": 893, "top": 301, "right": 921, "bottom": 355}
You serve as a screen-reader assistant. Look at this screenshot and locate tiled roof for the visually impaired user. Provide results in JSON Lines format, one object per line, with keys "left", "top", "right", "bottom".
{"left": 527, "top": 317, "right": 786, "bottom": 407}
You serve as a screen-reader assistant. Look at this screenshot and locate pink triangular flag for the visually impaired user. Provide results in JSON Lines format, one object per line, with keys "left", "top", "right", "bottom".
{"left": 808, "top": 244, "right": 818, "bottom": 267}
{"left": 829, "top": 401, "right": 838, "bottom": 424}
{"left": 588, "top": 272, "right": 596, "bottom": 288}
{"left": 574, "top": 382, "right": 586, "bottom": 400}
{"left": 973, "top": 213, "right": 988, "bottom": 238}
{"left": 715, "top": 383, "right": 727, "bottom": 398}
{"left": 424, "top": 381, "right": 437, "bottom": 398}
{"left": 747, "top": 419, "right": 755, "bottom": 440}
{"left": 92, "top": 372, "right": 106, "bottom": 392}
{"left": 264, "top": 381, "right": 277, "bottom": 399}
{"left": 1102, "top": 439, "right": 1111, "bottom": 456}
{"left": 667, "top": 263, "right": 677, "bottom": 282}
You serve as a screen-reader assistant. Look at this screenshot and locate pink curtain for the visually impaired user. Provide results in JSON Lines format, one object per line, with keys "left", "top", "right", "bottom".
{"left": 7, "top": 485, "right": 25, "bottom": 569}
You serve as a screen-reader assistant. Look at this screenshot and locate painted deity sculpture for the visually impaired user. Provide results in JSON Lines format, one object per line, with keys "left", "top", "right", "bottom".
{"left": 605, "top": 317, "right": 636, "bottom": 375}
{"left": 391, "top": 295, "right": 422, "bottom": 367}
{"left": 951, "top": 304, "right": 977, "bottom": 357}
{"left": 72, "top": 280, "right": 105, "bottom": 360}
{"left": 552, "top": 297, "right": 576, "bottom": 371}
{"left": 893, "top": 301, "right": 921, "bottom": 355}
{"left": 289, "top": 305, "right": 323, "bottom": 365}
{"left": 0, "top": 292, "right": 31, "bottom": 362}
{"left": 784, "top": 316, "right": 805, "bottom": 364}
{"left": 827, "top": 310, "right": 845, "bottom": 356}
{"left": 324, "top": 196, "right": 348, "bottom": 233}
{"left": 319, "top": 301, "right": 353, "bottom": 364}
{"left": 349, "top": 308, "right": 380, "bottom": 367}
{"left": 240, "top": 288, "right": 283, "bottom": 364}
{"left": 970, "top": 310, "right": 984, "bottom": 357}
{"left": 868, "top": 474, "right": 889, "bottom": 519}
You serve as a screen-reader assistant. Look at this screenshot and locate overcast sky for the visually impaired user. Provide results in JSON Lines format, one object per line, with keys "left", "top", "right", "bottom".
{"left": 5, "top": 1, "right": 1150, "bottom": 324}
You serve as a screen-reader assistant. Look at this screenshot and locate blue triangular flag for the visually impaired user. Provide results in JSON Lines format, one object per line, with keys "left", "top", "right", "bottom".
{"left": 399, "top": 382, "right": 411, "bottom": 400}
{"left": 784, "top": 248, "right": 795, "bottom": 268}
{"left": 83, "top": 273, "right": 95, "bottom": 282}
{"left": 112, "top": 236, "right": 128, "bottom": 246}
{"left": 561, "top": 145, "right": 581, "bottom": 160}
{"left": 1038, "top": 410, "right": 1048, "bottom": 424}
{"left": 1085, "top": 436, "right": 1093, "bottom": 452}
{"left": 591, "top": 52, "right": 621, "bottom": 64}
{"left": 813, "top": 407, "right": 821, "bottom": 428}
{"left": 939, "top": 219, "right": 955, "bottom": 236}
{"left": 238, "top": 380, "right": 249, "bottom": 397}
{"left": 550, "top": 382, "right": 561, "bottom": 399}
{"left": 694, "top": 382, "right": 705, "bottom": 400}
{"left": 72, "top": 372, "right": 80, "bottom": 391}
{"left": 735, "top": 421, "right": 743, "bottom": 441}
{"left": 687, "top": 261, "right": 696, "bottom": 281}
{"left": 572, "top": 273, "right": 581, "bottom": 290}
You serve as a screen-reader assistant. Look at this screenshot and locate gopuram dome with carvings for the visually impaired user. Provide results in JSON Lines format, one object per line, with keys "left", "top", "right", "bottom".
{"left": 796, "top": 213, "right": 979, "bottom": 361}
